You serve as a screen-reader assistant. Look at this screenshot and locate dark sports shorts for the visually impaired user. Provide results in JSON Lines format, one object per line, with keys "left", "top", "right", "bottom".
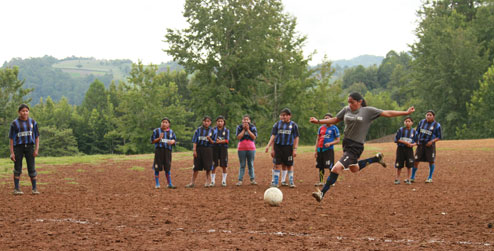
{"left": 395, "top": 146, "right": 414, "bottom": 168}
{"left": 13, "top": 144, "right": 37, "bottom": 177}
{"left": 339, "top": 138, "right": 364, "bottom": 169}
{"left": 194, "top": 146, "right": 213, "bottom": 171}
{"left": 213, "top": 146, "right": 228, "bottom": 168}
{"left": 414, "top": 143, "right": 436, "bottom": 163}
{"left": 154, "top": 148, "right": 172, "bottom": 172}
{"left": 316, "top": 149, "right": 334, "bottom": 169}
{"left": 274, "top": 144, "right": 294, "bottom": 166}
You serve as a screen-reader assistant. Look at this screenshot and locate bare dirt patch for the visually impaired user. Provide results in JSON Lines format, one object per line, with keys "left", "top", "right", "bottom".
{"left": 1, "top": 139, "right": 493, "bottom": 250}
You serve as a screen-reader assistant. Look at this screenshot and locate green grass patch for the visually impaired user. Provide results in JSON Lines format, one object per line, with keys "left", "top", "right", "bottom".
{"left": 129, "top": 166, "right": 145, "bottom": 171}
{"left": 64, "top": 177, "right": 75, "bottom": 180}
{"left": 67, "top": 181, "right": 79, "bottom": 185}
{"left": 76, "top": 169, "right": 85, "bottom": 172}
{"left": 37, "top": 170, "right": 52, "bottom": 174}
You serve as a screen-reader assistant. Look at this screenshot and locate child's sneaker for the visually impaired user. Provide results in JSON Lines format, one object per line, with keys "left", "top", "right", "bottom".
{"left": 404, "top": 179, "right": 412, "bottom": 185}
{"left": 13, "top": 189, "right": 24, "bottom": 195}
{"left": 185, "top": 183, "right": 195, "bottom": 188}
{"left": 155, "top": 184, "right": 161, "bottom": 189}
{"left": 236, "top": 181, "right": 243, "bottom": 186}
{"left": 312, "top": 188, "right": 323, "bottom": 202}
{"left": 394, "top": 180, "right": 400, "bottom": 185}
{"left": 250, "top": 180, "right": 257, "bottom": 185}
{"left": 376, "top": 153, "right": 387, "bottom": 168}
{"left": 425, "top": 178, "right": 433, "bottom": 183}
{"left": 210, "top": 181, "right": 215, "bottom": 187}
{"left": 281, "top": 182, "right": 288, "bottom": 186}
{"left": 289, "top": 182, "right": 296, "bottom": 188}
{"left": 221, "top": 181, "right": 227, "bottom": 187}
{"left": 32, "top": 189, "right": 40, "bottom": 195}
{"left": 270, "top": 182, "right": 278, "bottom": 188}
{"left": 167, "top": 185, "right": 177, "bottom": 189}
{"left": 410, "top": 178, "right": 415, "bottom": 183}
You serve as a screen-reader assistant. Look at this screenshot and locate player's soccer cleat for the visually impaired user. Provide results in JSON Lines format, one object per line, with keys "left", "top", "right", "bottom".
{"left": 250, "top": 180, "right": 257, "bottom": 185}
{"left": 155, "top": 185, "right": 161, "bottom": 189}
{"left": 314, "top": 182, "right": 324, "bottom": 186}
{"left": 204, "top": 183, "right": 210, "bottom": 188}
{"left": 167, "top": 185, "right": 177, "bottom": 189}
{"left": 210, "top": 181, "right": 215, "bottom": 187}
{"left": 13, "top": 189, "right": 24, "bottom": 195}
{"left": 270, "top": 182, "right": 278, "bottom": 188}
{"left": 185, "top": 183, "right": 195, "bottom": 188}
{"left": 312, "top": 188, "right": 323, "bottom": 202}
{"left": 32, "top": 189, "right": 40, "bottom": 195}
{"left": 404, "top": 179, "right": 412, "bottom": 185}
{"left": 376, "top": 153, "right": 387, "bottom": 168}
{"left": 236, "top": 181, "right": 243, "bottom": 186}
{"left": 289, "top": 182, "right": 296, "bottom": 188}
{"left": 410, "top": 178, "right": 415, "bottom": 183}
{"left": 222, "top": 181, "right": 227, "bottom": 187}
{"left": 394, "top": 180, "right": 400, "bottom": 185}
{"left": 425, "top": 178, "right": 433, "bottom": 183}
{"left": 281, "top": 182, "right": 288, "bottom": 186}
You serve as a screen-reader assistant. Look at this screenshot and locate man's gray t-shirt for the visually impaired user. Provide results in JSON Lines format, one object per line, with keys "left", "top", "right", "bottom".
{"left": 336, "top": 106, "right": 383, "bottom": 144}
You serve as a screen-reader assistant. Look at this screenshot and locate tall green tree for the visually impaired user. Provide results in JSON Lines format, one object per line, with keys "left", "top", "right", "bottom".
{"left": 0, "top": 67, "right": 32, "bottom": 156}
{"left": 410, "top": 0, "right": 490, "bottom": 138}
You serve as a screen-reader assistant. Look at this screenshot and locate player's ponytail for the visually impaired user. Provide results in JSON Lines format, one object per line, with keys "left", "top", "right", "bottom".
{"left": 349, "top": 92, "right": 367, "bottom": 107}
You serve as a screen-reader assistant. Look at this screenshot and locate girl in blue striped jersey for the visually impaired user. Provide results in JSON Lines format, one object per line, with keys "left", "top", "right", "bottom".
{"left": 410, "top": 110, "right": 442, "bottom": 183}
{"left": 186, "top": 116, "right": 216, "bottom": 188}
{"left": 9, "top": 104, "right": 40, "bottom": 195}
{"left": 211, "top": 116, "right": 230, "bottom": 187}
{"left": 394, "top": 117, "right": 417, "bottom": 185}
{"left": 265, "top": 108, "right": 299, "bottom": 188}
{"left": 150, "top": 117, "right": 177, "bottom": 189}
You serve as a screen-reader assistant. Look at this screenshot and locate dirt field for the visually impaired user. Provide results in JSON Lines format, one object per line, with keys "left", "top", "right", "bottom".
{"left": 1, "top": 139, "right": 493, "bottom": 250}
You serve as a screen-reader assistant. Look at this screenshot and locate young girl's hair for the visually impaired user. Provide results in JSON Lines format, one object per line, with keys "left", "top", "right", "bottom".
{"left": 162, "top": 117, "right": 171, "bottom": 124}
{"left": 203, "top": 115, "right": 212, "bottom": 121}
{"left": 324, "top": 113, "right": 333, "bottom": 118}
{"left": 349, "top": 92, "right": 367, "bottom": 107}
{"left": 404, "top": 116, "right": 413, "bottom": 122}
{"left": 18, "top": 104, "right": 30, "bottom": 112}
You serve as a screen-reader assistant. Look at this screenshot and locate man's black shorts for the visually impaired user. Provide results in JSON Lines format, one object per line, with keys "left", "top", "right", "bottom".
{"left": 338, "top": 138, "right": 364, "bottom": 169}
{"left": 213, "top": 146, "right": 228, "bottom": 168}
{"left": 154, "top": 148, "right": 172, "bottom": 172}
{"left": 274, "top": 144, "right": 294, "bottom": 166}
{"left": 414, "top": 143, "right": 436, "bottom": 163}
{"left": 395, "top": 146, "right": 414, "bottom": 168}
{"left": 194, "top": 146, "right": 213, "bottom": 171}
{"left": 316, "top": 149, "right": 334, "bottom": 169}
{"left": 13, "top": 144, "right": 37, "bottom": 177}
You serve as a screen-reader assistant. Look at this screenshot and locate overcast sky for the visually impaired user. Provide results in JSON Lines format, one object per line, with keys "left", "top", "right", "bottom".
{"left": 0, "top": 0, "right": 423, "bottom": 65}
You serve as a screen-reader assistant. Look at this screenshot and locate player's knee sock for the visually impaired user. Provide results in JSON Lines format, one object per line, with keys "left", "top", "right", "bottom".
{"left": 272, "top": 170, "right": 280, "bottom": 185}
{"left": 30, "top": 176, "right": 37, "bottom": 190}
{"left": 14, "top": 176, "right": 20, "bottom": 190}
{"left": 154, "top": 170, "right": 160, "bottom": 186}
{"left": 211, "top": 173, "right": 216, "bottom": 183}
{"left": 321, "top": 172, "right": 339, "bottom": 196}
{"left": 411, "top": 167, "right": 418, "bottom": 179}
{"left": 358, "top": 156, "right": 378, "bottom": 170}
{"left": 319, "top": 168, "right": 325, "bottom": 183}
{"left": 281, "top": 170, "right": 287, "bottom": 183}
{"left": 165, "top": 171, "right": 172, "bottom": 186}
{"left": 428, "top": 164, "right": 435, "bottom": 179}
{"left": 288, "top": 171, "right": 294, "bottom": 184}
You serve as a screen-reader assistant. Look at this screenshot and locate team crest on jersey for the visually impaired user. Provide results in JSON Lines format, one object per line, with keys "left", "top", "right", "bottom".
{"left": 430, "top": 126, "right": 433, "bottom": 130}
{"left": 289, "top": 125, "right": 292, "bottom": 129}
{"left": 223, "top": 131, "right": 225, "bottom": 136}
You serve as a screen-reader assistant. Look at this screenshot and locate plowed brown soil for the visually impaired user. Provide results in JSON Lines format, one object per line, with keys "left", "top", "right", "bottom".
{"left": 1, "top": 139, "right": 493, "bottom": 250}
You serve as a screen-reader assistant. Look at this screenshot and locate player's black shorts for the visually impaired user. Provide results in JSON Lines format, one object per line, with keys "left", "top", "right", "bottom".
{"left": 194, "top": 146, "right": 213, "bottom": 171}
{"left": 395, "top": 146, "right": 414, "bottom": 169}
{"left": 154, "top": 148, "right": 172, "bottom": 172}
{"left": 213, "top": 146, "right": 228, "bottom": 168}
{"left": 274, "top": 144, "right": 294, "bottom": 166}
{"left": 13, "top": 144, "right": 37, "bottom": 177}
{"left": 339, "top": 138, "right": 364, "bottom": 169}
{"left": 414, "top": 143, "right": 436, "bottom": 163}
{"left": 316, "top": 149, "right": 334, "bottom": 169}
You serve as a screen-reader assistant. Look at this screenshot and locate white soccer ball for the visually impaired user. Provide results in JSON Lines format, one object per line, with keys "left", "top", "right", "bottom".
{"left": 264, "top": 187, "right": 283, "bottom": 206}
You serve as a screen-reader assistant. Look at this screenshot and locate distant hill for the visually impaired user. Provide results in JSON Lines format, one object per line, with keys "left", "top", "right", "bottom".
{"left": 332, "top": 54, "right": 384, "bottom": 68}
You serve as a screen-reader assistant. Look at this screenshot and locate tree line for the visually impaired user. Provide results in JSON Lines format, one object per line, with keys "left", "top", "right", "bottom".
{"left": 1, "top": 0, "right": 494, "bottom": 157}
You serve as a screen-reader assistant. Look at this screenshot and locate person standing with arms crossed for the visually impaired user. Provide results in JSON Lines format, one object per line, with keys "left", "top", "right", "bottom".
{"left": 310, "top": 93, "right": 415, "bottom": 202}
{"left": 410, "top": 110, "right": 442, "bottom": 183}
{"left": 9, "top": 104, "right": 40, "bottom": 195}
{"left": 236, "top": 115, "right": 258, "bottom": 186}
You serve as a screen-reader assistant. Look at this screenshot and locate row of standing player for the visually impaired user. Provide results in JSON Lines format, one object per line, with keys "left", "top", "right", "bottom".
{"left": 151, "top": 109, "right": 301, "bottom": 189}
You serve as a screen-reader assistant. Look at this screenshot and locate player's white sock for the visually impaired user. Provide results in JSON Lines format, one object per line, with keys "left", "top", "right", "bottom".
{"left": 281, "top": 170, "right": 288, "bottom": 182}
{"left": 222, "top": 173, "right": 227, "bottom": 183}
{"left": 211, "top": 173, "right": 216, "bottom": 183}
